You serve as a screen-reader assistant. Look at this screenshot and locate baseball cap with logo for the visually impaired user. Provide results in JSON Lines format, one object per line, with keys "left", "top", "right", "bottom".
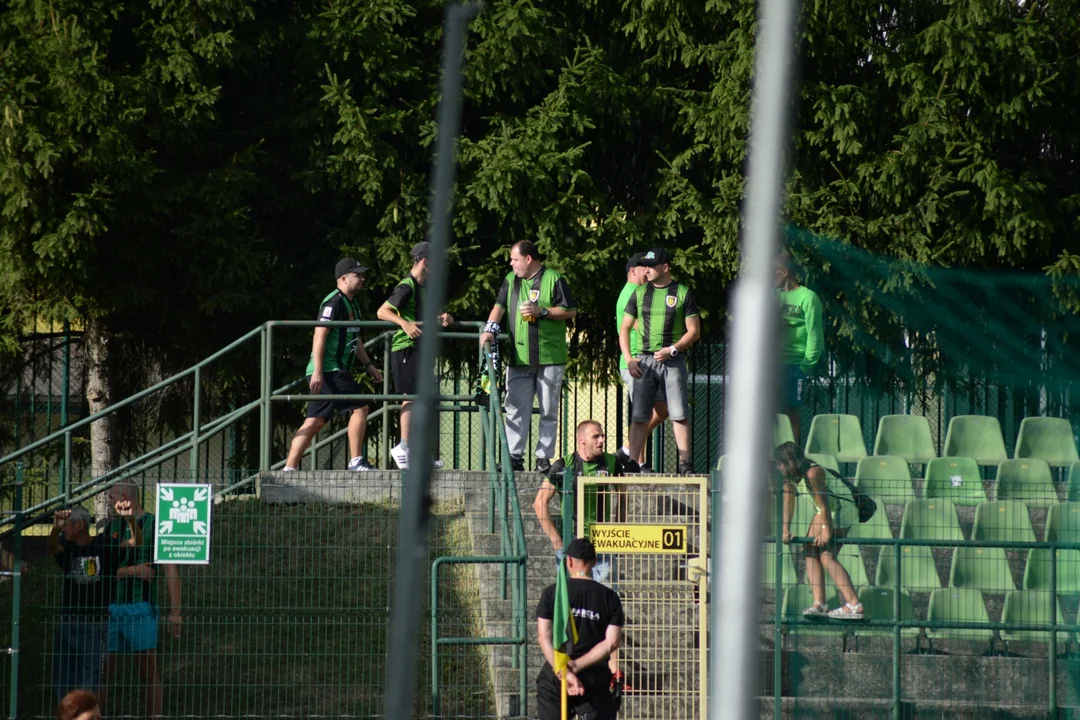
{"left": 335, "top": 257, "right": 369, "bottom": 278}
{"left": 411, "top": 242, "right": 430, "bottom": 261}
{"left": 639, "top": 248, "right": 672, "bottom": 267}
{"left": 625, "top": 252, "right": 645, "bottom": 274}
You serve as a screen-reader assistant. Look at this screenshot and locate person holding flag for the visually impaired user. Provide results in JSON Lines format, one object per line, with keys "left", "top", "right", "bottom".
{"left": 536, "top": 538, "right": 624, "bottom": 720}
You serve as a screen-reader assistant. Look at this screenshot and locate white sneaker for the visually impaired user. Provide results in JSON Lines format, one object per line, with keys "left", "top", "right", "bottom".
{"left": 283, "top": 467, "right": 298, "bottom": 473}
{"left": 347, "top": 457, "right": 375, "bottom": 472}
{"left": 391, "top": 444, "right": 409, "bottom": 470}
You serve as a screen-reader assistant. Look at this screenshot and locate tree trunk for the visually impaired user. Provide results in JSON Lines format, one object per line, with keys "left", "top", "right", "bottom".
{"left": 85, "top": 317, "right": 119, "bottom": 521}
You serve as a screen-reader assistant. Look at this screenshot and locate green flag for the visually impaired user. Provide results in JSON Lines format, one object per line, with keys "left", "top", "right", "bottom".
{"left": 552, "top": 559, "right": 578, "bottom": 674}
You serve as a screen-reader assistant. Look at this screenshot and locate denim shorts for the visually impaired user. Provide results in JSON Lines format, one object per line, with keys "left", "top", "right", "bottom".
{"left": 53, "top": 617, "right": 107, "bottom": 700}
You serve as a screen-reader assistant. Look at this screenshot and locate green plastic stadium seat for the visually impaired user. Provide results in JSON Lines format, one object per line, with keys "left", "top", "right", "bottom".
{"left": 856, "top": 456, "right": 916, "bottom": 505}
{"left": 876, "top": 545, "right": 942, "bottom": 592}
{"left": 762, "top": 543, "right": 798, "bottom": 589}
{"left": 780, "top": 585, "right": 846, "bottom": 636}
{"left": 995, "top": 459, "right": 1058, "bottom": 510}
{"left": 775, "top": 414, "right": 796, "bottom": 447}
{"left": 1015, "top": 417, "right": 1080, "bottom": 468}
{"left": 805, "top": 414, "right": 869, "bottom": 464}
{"left": 807, "top": 453, "right": 841, "bottom": 476}
{"left": 949, "top": 546, "right": 1016, "bottom": 593}
{"left": 926, "top": 589, "right": 994, "bottom": 642}
{"left": 874, "top": 415, "right": 938, "bottom": 466}
{"left": 1046, "top": 502, "right": 1080, "bottom": 543}
{"left": 855, "top": 586, "right": 920, "bottom": 639}
{"left": 943, "top": 415, "right": 1008, "bottom": 466}
{"left": 1022, "top": 549, "right": 1080, "bottom": 593}
{"left": 900, "top": 499, "right": 964, "bottom": 542}
{"left": 848, "top": 499, "right": 893, "bottom": 540}
{"left": 972, "top": 500, "right": 1036, "bottom": 543}
{"left": 1001, "top": 590, "right": 1068, "bottom": 644}
{"left": 824, "top": 544, "right": 869, "bottom": 589}
{"left": 924, "top": 457, "right": 988, "bottom": 507}
{"left": 1067, "top": 463, "right": 1080, "bottom": 502}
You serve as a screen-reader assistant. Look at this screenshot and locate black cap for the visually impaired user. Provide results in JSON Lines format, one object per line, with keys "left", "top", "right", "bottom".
{"left": 625, "top": 252, "right": 644, "bottom": 274}
{"left": 566, "top": 537, "right": 597, "bottom": 562}
{"left": 639, "top": 248, "right": 671, "bottom": 267}
{"left": 335, "top": 257, "right": 369, "bottom": 278}
{"left": 411, "top": 242, "right": 430, "bottom": 261}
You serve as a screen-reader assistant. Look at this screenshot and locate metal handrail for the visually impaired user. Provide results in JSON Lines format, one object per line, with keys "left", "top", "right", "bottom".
{"left": 431, "top": 342, "right": 529, "bottom": 718}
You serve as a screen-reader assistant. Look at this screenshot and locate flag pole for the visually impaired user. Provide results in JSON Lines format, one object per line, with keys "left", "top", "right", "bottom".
{"left": 561, "top": 672, "right": 568, "bottom": 720}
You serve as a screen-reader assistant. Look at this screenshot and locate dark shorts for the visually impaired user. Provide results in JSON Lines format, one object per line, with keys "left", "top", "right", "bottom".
{"left": 391, "top": 347, "right": 419, "bottom": 396}
{"left": 306, "top": 371, "right": 372, "bottom": 419}
{"left": 536, "top": 666, "right": 617, "bottom": 720}
{"left": 781, "top": 364, "right": 805, "bottom": 410}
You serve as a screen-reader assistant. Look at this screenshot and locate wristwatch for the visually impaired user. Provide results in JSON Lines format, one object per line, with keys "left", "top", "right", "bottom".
{"left": 540, "top": 307, "right": 549, "bottom": 318}
{"left": 669, "top": 346, "right": 679, "bottom": 357}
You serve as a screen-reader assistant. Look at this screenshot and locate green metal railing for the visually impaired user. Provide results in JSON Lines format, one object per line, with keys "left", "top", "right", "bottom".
{"left": 431, "top": 342, "right": 529, "bottom": 718}
{"left": 0, "top": 321, "right": 499, "bottom": 532}
{"left": 760, "top": 480, "right": 1079, "bottom": 719}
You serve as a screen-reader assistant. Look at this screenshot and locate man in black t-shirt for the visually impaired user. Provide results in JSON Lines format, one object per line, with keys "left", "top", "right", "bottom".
{"left": 536, "top": 538, "right": 624, "bottom": 720}
{"left": 48, "top": 502, "right": 143, "bottom": 702}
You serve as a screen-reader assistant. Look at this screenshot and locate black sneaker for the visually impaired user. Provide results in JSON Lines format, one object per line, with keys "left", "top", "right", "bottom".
{"left": 638, "top": 464, "right": 653, "bottom": 474}
{"left": 677, "top": 461, "right": 695, "bottom": 475}
{"left": 510, "top": 456, "right": 525, "bottom": 472}
{"left": 535, "top": 458, "right": 552, "bottom": 473}
{"left": 615, "top": 447, "right": 633, "bottom": 465}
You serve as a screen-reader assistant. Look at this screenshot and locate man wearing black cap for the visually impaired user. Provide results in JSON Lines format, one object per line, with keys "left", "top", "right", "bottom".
{"left": 615, "top": 253, "right": 668, "bottom": 471}
{"left": 377, "top": 242, "right": 454, "bottom": 469}
{"left": 619, "top": 248, "right": 700, "bottom": 474}
{"left": 283, "top": 258, "right": 382, "bottom": 472}
{"left": 536, "top": 538, "right": 624, "bottom": 720}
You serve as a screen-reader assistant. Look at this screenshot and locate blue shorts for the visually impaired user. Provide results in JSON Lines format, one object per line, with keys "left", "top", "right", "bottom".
{"left": 781, "top": 365, "right": 805, "bottom": 410}
{"left": 53, "top": 618, "right": 107, "bottom": 700}
{"left": 108, "top": 602, "right": 159, "bottom": 654}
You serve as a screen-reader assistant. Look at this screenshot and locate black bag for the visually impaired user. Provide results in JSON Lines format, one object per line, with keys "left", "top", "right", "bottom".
{"left": 822, "top": 466, "right": 877, "bottom": 523}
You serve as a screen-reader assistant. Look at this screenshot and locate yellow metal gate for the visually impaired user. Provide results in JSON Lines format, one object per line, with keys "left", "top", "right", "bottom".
{"left": 577, "top": 476, "right": 709, "bottom": 720}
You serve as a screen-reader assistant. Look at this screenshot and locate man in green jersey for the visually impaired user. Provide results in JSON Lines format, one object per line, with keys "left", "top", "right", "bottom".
{"left": 479, "top": 241, "right": 576, "bottom": 472}
{"left": 776, "top": 252, "right": 824, "bottom": 444}
{"left": 615, "top": 252, "right": 668, "bottom": 471}
{"left": 284, "top": 258, "right": 383, "bottom": 471}
{"left": 377, "top": 241, "right": 454, "bottom": 469}
{"left": 620, "top": 248, "right": 701, "bottom": 474}
{"left": 100, "top": 482, "right": 181, "bottom": 718}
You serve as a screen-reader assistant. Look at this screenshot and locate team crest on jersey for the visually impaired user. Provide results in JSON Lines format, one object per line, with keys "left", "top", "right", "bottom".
{"left": 665, "top": 295, "right": 678, "bottom": 308}
{"left": 528, "top": 290, "right": 540, "bottom": 303}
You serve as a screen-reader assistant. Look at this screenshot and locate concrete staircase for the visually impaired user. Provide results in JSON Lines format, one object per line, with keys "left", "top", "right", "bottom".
{"left": 467, "top": 472, "right": 707, "bottom": 720}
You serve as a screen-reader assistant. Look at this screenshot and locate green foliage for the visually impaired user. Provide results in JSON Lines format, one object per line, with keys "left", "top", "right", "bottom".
{"left": 3, "top": 0, "right": 1079, "bottom": 384}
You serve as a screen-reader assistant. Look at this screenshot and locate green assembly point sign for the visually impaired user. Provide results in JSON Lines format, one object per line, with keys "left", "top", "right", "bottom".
{"left": 154, "top": 483, "right": 212, "bottom": 564}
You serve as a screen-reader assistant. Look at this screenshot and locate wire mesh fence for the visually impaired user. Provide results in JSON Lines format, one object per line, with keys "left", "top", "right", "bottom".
{"left": 0, "top": 470, "right": 528, "bottom": 719}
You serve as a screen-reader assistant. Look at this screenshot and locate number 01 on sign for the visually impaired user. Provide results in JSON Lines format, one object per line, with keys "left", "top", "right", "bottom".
{"left": 590, "top": 524, "right": 688, "bottom": 554}
{"left": 154, "top": 483, "right": 213, "bottom": 564}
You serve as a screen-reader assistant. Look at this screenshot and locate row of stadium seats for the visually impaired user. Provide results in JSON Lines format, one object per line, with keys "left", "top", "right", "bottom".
{"left": 765, "top": 537, "right": 1080, "bottom": 593}
{"left": 778, "top": 413, "right": 1080, "bottom": 467}
{"left": 779, "top": 586, "right": 1069, "bottom": 648}
{"left": 772, "top": 498, "right": 1078, "bottom": 543}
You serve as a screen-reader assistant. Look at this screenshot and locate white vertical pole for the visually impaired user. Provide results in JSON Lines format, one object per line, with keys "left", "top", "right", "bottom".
{"left": 710, "top": 0, "right": 801, "bottom": 718}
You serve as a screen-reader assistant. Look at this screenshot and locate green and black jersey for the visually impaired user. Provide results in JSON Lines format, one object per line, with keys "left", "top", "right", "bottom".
{"left": 495, "top": 267, "right": 575, "bottom": 367}
{"left": 385, "top": 274, "right": 423, "bottom": 352}
{"left": 305, "top": 290, "right": 362, "bottom": 375}
{"left": 109, "top": 514, "right": 157, "bottom": 606}
{"left": 546, "top": 452, "right": 635, "bottom": 541}
{"left": 624, "top": 282, "right": 699, "bottom": 353}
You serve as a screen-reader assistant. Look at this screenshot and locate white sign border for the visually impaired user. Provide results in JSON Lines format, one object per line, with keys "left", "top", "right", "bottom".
{"left": 153, "top": 482, "right": 213, "bottom": 565}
